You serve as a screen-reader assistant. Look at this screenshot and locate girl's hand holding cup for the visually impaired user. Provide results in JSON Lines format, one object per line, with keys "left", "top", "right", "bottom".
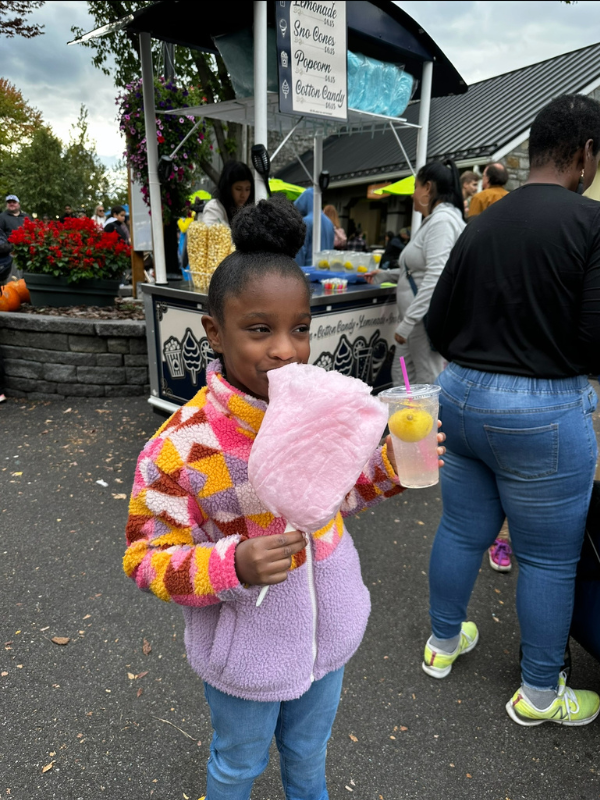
{"left": 385, "top": 420, "right": 447, "bottom": 478}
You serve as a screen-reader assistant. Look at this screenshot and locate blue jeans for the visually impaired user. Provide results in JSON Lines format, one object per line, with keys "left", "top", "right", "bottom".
{"left": 203, "top": 667, "right": 344, "bottom": 800}
{"left": 429, "top": 364, "right": 597, "bottom": 690}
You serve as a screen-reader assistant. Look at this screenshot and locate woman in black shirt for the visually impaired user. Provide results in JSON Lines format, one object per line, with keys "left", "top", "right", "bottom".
{"left": 422, "top": 95, "right": 600, "bottom": 726}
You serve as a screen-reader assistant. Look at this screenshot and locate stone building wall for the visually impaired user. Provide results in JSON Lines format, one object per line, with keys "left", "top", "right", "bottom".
{"left": 0, "top": 313, "right": 149, "bottom": 400}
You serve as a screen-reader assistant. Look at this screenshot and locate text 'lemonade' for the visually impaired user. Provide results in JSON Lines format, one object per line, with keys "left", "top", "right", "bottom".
{"left": 379, "top": 385, "right": 441, "bottom": 488}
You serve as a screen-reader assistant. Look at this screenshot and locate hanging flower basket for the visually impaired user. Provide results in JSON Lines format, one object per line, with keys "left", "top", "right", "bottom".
{"left": 117, "top": 78, "right": 211, "bottom": 224}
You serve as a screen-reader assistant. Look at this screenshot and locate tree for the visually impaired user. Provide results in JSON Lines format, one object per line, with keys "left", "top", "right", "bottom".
{"left": 0, "top": 78, "right": 43, "bottom": 155}
{"left": 0, "top": 1, "right": 45, "bottom": 38}
{"left": 71, "top": 1, "right": 242, "bottom": 183}
{"left": 3, "top": 126, "right": 63, "bottom": 216}
{"left": 61, "top": 106, "right": 110, "bottom": 211}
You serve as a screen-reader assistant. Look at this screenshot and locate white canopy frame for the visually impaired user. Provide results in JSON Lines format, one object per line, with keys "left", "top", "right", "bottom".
{"left": 69, "top": 0, "right": 435, "bottom": 279}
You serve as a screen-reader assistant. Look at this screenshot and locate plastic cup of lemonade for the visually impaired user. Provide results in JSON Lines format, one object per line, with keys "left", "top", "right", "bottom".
{"left": 379, "top": 385, "right": 441, "bottom": 488}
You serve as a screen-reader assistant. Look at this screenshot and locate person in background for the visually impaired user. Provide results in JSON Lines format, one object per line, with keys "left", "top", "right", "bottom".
{"left": 104, "top": 205, "right": 131, "bottom": 244}
{"left": 76, "top": 210, "right": 87, "bottom": 219}
{"left": 323, "top": 204, "right": 347, "bottom": 250}
{"left": 461, "top": 170, "right": 479, "bottom": 217}
{"left": 367, "top": 159, "right": 465, "bottom": 385}
{"left": 346, "top": 229, "right": 367, "bottom": 252}
{"left": 424, "top": 94, "right": 600, "bottom": 726}
{"left": 0, "top": 195, "right": 31, "bottom": 235}
{"left": 468, "top": 163, "right": 509, "bottom": 219}
{"left": 293, "top": 186, "right": 334, "bottom": 266}
{"left": 60, "top": 204, "right": 74, "bottom": 223}
{"left": 380, "top": 230, "right": 405, "bottom": 269}
{"left": 91, "top": 204, "right": 105, "bottom": 227}
{"left": 203, "top": 161, "right": 255, "bottom": 227}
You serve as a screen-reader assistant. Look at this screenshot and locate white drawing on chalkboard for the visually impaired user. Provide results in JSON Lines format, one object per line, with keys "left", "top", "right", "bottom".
{"left": 182, "top": 328, "right": 202, "bottom": 385}
{"left": 279, "top": 17, "right": 287, "bottom": 37}
{"left": 281, "top": 51, "right": 289, "bottom": 68}
{"left": 282, "top": 79, "right": 290, "bottom": 99}
{"left": 163, "top": 336, "right": 185, "bottom": 379}
{"left": 313, "top": 331, "right": 390, "bottom": 384}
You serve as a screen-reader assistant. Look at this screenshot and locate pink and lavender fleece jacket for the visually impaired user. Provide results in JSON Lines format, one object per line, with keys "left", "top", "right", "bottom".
{"left": 124, "top": 360, "right": 403, "bottom": 701}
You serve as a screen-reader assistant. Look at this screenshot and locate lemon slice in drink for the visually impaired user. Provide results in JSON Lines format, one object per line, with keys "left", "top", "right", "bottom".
{"left": 389, "top": 408, "right": 433, "bottom": 442}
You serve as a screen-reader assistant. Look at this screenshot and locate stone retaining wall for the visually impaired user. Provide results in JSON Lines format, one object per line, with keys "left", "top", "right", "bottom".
{"left": 0, "top": 313, "right": 149, "bottom": 400}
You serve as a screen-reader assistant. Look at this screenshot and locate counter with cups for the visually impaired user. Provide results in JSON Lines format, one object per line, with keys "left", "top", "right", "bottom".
{"left": 142, "top": 276, "right": 399, "bottom": 416}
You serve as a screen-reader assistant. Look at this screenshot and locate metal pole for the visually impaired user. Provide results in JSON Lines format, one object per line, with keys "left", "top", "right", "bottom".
{"left": 411, "top": 60, "right": 433, "bottom": 235}
{"left": 312, "top": 132, "right": 323, "bottom": 267}
{"left": 140, "top": 32, "right": 167, "bottom": 284}
{"left": 253, "top": 1, "right": 268, "bottom": 201}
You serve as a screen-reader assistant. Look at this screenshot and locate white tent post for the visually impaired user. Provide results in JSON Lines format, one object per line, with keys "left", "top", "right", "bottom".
{"left": 410, "top": 60, "right": 433, "bottom": 235}
{"left": 312, "top": 132, "right": 323, "bottom": 267}
{"left": 140, "top": 32, "right": 167, "bottom": 284}
{"left": 253, "top": 1, "right": 268, "bottom": 201}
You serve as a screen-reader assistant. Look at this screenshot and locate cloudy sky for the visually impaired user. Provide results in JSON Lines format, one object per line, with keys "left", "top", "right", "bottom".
{"left": 3, "top": 1, "right": 600, "bottom": 165}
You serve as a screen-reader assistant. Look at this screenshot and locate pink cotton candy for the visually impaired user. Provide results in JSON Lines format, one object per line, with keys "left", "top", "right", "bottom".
{"left": 248, "top": 363, "right": 388, "bottom": 532}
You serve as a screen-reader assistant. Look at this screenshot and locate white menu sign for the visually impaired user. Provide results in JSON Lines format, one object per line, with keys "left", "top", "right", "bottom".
{"left": 276, "top": 1, "right": 347, "bottom": 122}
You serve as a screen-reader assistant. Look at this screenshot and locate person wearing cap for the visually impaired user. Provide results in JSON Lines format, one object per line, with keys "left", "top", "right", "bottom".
{"left": 0, "top": 195, "right": 31, "bottom": 235}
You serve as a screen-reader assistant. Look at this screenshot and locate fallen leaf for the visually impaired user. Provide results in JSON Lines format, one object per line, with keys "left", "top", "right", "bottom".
{"left": 16, "top": 665, "right": 23, "bottom": 669}
{"left": 466, "top": 773, "right": 472, "bottom": 778}
{"left": 112, "top": 493, "right": 127, "bottom": 500}
{"left": 183, "top": 795, "right": 189, "bottom": 799}
{"left": 63, "top": 408, "right": 72, "bottom": 413}
{"left": 51, "top": 637, "right": 70, "bottom": 646}
{"left": 11, "top": 472, "right": 22, "bottom": 477}
{"left": 400, "top": 726, "right": 408, "bottom": 732}
{"left": 77, "top": 733, "right": 83, "bottom": 739}
{"left": 345, "top": 787, "right": 353, "bottom": 793}
{"left": 416, "top": 520, "right": 424, "bottom": 525}
{"left": 127, "top": 672, "right": 135, "bottom": 680}
{"left": 49, "top": 752, "right": 56, "bottom": 757}
{"left": 136, "top": 670, "right": 149, "bottom": 679}
{"left": 42, "top": 763, "right": 53, "bottom": 773}
{"left": 449, "top": 763, "right": 455, "bottom": 768}
{"left": 349, "top": 734, "right": 358, "bottom": 742}
{"left": 390, "top": 735, "right": 396, "bottom": 740}
{"left": 1, "top": 671, "right": 8, "bottom": 677}
{"left": 96, "top": 479, "right": 108, "bottom": 487}
{"left": 492, "top": 616, "right": 500, "bottom": 623}
{"left": 137, "top": 688, "right": 143, "bottom": 698}
{"left": 142, "top": 638, "right": 152, "bottom": 655}
{"left": 40, "top": 626, "right": 49, "bottom": 631}
{"left": 82, "top": 614, "right": 91, "bottom": 620}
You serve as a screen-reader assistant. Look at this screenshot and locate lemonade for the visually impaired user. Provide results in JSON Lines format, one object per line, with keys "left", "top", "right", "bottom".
{"left": 379, "top": 385, "right": 441, "bottom": 488}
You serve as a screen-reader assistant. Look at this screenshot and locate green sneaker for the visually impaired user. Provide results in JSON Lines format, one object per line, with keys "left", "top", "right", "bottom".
{"left": 506, "top": 671, "right": 600, "bottom": 727}
{"left": 422, "top": 621, "right": 479, "bottom": 679}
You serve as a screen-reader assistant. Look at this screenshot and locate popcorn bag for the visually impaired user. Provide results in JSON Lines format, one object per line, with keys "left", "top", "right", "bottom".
{"left": 248, "top": 363, "right": 388, "bottom": 532}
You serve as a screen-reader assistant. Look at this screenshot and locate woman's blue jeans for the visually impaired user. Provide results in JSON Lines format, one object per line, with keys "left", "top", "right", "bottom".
{"left": 203, "top": 667, "right": 344, "bottom": 800}
{"left": 429, "top": 364, "right": 597, "bottom": 690}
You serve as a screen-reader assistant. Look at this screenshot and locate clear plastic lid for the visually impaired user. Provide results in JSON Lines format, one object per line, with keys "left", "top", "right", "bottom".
{"left": 378, "top": 385, "right": 441, "bottom": 403}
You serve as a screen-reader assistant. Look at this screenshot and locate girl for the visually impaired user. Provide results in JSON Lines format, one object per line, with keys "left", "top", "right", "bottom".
{"left": 124, "top": 196, "right": 445, "bottom": 799}
{"left": 367, "top": 160, "right": 465, "bottom": 385}
{"left": 203, "top": 161, "right": 255, "bottom": 227}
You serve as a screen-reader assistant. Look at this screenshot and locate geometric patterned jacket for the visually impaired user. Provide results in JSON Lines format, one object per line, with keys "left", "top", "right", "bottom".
{"left": 124, "top": 359, "right": 403, "bottom": 701}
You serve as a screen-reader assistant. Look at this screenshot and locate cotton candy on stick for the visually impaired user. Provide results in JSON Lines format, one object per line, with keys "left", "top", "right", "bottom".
{"left": 248, "top": 363, "right": 388, "bottom": 604}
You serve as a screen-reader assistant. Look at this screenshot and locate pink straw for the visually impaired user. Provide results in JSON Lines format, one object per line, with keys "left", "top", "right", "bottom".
{"left": 399, "top": 356, "right": 412, "bottom": 397}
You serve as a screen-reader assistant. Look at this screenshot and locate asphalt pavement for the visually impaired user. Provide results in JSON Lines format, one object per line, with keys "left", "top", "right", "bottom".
{"left": 1, "top": 391, "right": 600, "bottom": 800}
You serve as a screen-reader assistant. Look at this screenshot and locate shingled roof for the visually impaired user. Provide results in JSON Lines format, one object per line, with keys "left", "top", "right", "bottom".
{"left": 275, "top": 41, "right": 600, "bottom": 186}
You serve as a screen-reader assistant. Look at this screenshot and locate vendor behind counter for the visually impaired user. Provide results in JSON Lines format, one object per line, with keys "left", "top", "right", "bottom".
{"left": 294, "top": 187, "right": 334, "bottom": 266}
{"left": 202, "top": 161, "right": 255, "bottom": 227}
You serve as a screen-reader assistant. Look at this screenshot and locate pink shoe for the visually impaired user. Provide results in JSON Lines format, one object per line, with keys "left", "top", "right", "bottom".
{"left": 0, "top": 394, "right": 6, "bottom": 404}
{"left": 489, "top": 538, "right": 512, "bottom": 572}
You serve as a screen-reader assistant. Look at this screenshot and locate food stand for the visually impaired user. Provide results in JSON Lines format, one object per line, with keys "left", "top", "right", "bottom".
{"left": 70, "top": 1, "right": 466, "bottom": 414}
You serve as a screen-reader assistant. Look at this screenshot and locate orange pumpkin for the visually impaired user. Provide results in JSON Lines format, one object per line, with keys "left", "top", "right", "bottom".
{"left": 0, "top": 283, "right": 22, "bottom": 312}
{"left": 12, "top": 278, "right": 30, "bottom": 304}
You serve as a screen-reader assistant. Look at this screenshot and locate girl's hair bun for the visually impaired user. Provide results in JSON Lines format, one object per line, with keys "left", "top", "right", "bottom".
{"left": 231, "top": 194, "right": 306, "bottom": 258}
